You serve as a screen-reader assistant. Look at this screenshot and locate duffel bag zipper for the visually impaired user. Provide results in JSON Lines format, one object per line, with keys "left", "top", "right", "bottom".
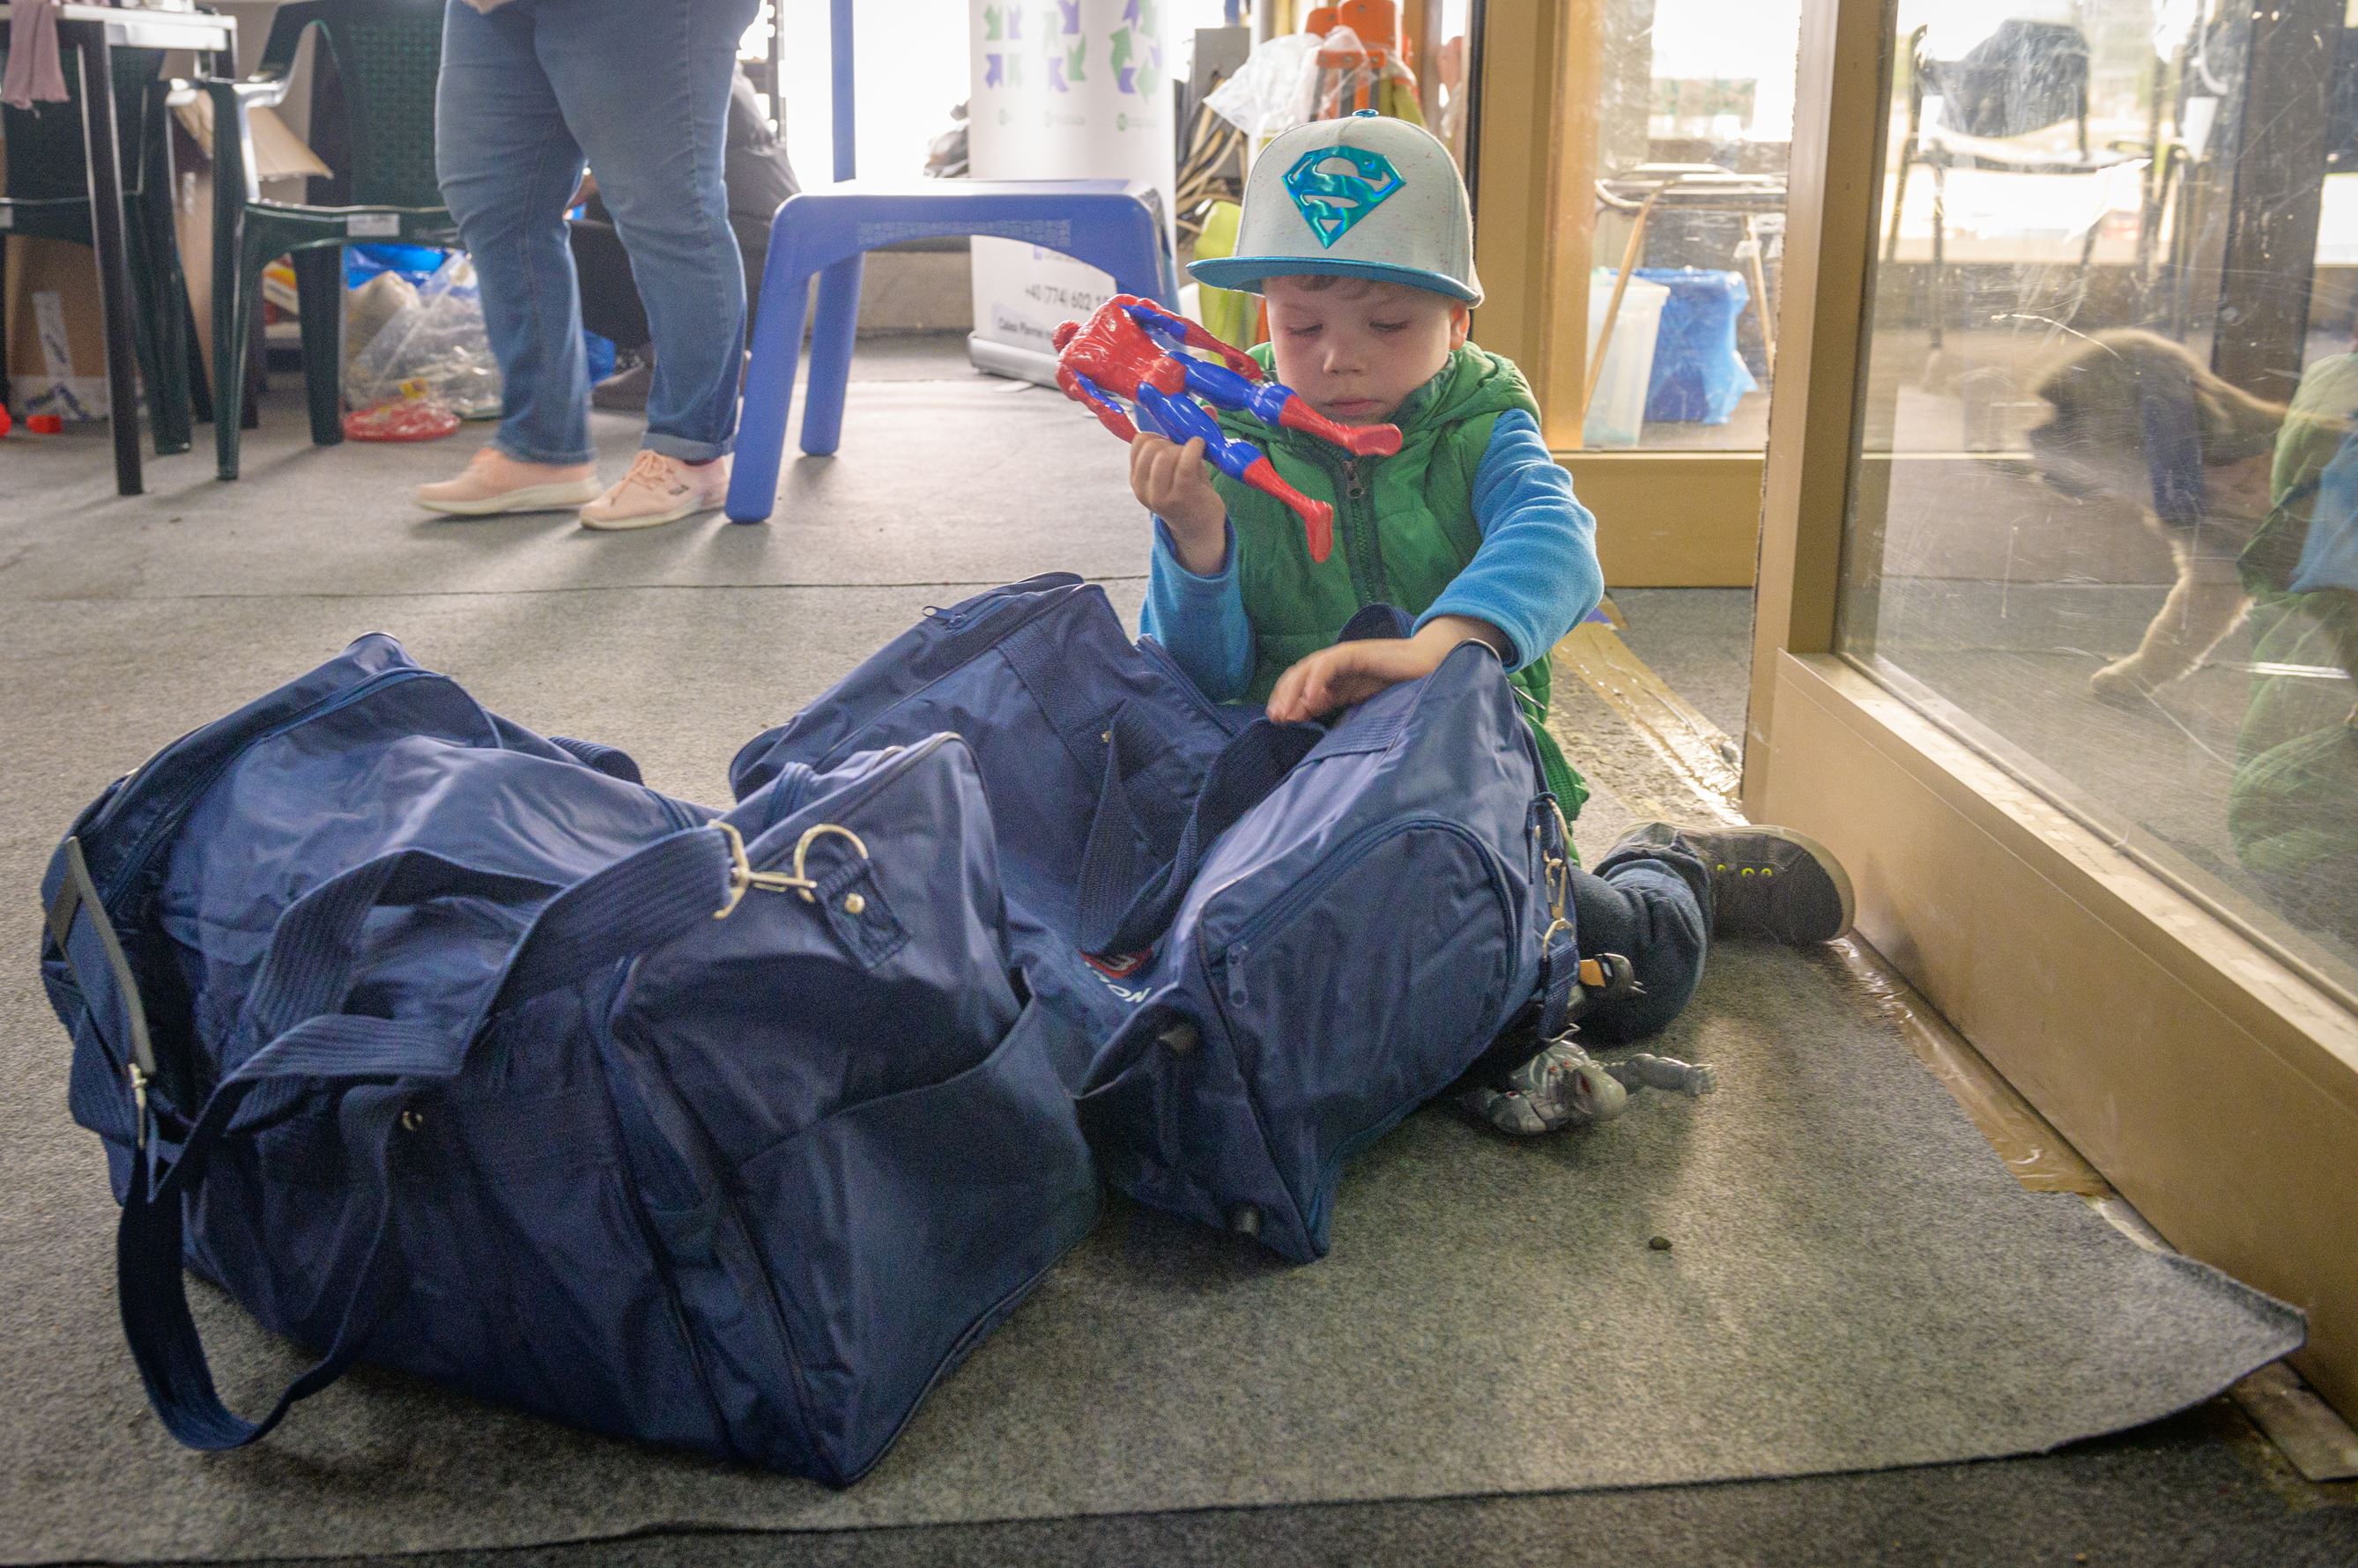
{"left": 919, "top": 571, "right": 1083, "bottom": 631}
{"left": 1135, "top": 633, "right": 1234, "bottom": 730}
{"left": 829, "top": 590, "right": 1094, "bottom": 771}
{"left": 1212, "top": 817, "right": 1516, "bottom": 1022}
{"left": 583, "top": 974, "right": 741, "bottom": 1464}
{"left": 98, "top": 667, "right": 442, "bottom": 908}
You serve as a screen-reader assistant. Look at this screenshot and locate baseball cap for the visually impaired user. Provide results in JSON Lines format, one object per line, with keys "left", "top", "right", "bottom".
{"left": 1188, "top": 110, "right": 1481, "bottom": 304}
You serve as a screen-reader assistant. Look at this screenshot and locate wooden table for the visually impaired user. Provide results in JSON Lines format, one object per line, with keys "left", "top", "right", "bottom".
{"left": 2, "top": 3, "right": 236, "bottom": 495}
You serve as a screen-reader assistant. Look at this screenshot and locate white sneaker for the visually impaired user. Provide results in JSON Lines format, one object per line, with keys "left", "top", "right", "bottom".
{"left": 416, "top": 447, "right": 603, "bottom": 516}
{"left": 579, "top": 449, "right": 730, "bottom": 531}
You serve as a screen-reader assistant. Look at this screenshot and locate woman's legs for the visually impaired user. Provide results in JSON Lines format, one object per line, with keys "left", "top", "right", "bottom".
{"left": 538, "top": 0, "right": 760, "bottom": 462}
{"left": 434, "top": 0, "right": 596, "bottom": 467}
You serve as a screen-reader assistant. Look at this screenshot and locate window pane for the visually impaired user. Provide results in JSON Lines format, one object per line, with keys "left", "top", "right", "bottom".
{"left": 1840, "top": 0, "right": 2358, "bottom": 996}
{"left": 1576, "top": 0, "right": 1804, "bottom": 450}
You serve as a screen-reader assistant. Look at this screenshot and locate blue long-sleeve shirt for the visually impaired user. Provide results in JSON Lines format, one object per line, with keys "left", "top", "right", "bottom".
{"left": 1139, "top": 408, "right": 1604, "bottom": 702}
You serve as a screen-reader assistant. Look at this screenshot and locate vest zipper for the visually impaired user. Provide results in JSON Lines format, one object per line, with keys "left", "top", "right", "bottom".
{"left": 1336, "top": 455, "right": 1390, "bottom": 607}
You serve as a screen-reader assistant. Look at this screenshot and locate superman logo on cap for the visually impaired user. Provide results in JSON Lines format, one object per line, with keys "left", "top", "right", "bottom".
{"left": 1283, "top": 145, "right": 1405, "bottom": 248}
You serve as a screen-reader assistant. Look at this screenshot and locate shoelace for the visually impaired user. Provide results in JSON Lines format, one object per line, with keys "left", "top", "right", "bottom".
{"left": 615, "top": 449, "right": 680, "bottom": 494}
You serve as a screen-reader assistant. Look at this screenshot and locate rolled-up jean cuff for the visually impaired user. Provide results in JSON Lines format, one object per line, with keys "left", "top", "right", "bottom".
{"left": 644, "top": 432, "right": 733, "bottom": 462}
{"left": 493, "top": 437, "right": 597, "bottom": 467}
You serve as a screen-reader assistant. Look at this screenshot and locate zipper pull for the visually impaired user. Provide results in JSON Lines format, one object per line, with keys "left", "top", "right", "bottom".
{"left": 1343, "top": 460, "right": 1366, "bottom": 501}
{"left": 1226, "top": 949, "right": 1250, "bottom": 1007}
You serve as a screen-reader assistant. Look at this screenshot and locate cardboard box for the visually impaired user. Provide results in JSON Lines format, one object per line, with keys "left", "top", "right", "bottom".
{"left": 0, "top": 115, "right": 114, "bottom": 418}
{"left": 171, "top": 96, "right": 331, "bottom": 386}
{"left": 4, "top": 234, "right": 110, "bottom": 420}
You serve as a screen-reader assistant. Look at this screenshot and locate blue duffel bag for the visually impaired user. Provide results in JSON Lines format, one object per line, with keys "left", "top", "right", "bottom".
{"left": 732, "top": 573, "right": 1243, "bottom": 1060}
{"left": 40, "top": 634, "right": 1099, "bottom": 1482}
{"left": 734, "top": 581, "right": 1585, "bottom": 1262}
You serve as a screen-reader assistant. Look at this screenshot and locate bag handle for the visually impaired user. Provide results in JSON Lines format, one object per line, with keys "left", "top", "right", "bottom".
{"left": 93, "top": 826, "right": 743, "bottom": 1451}
{"left": 1070, "top": 601, "right": 1420, "bottom": 952}
{"left": 1074, "top": 714, "right": 1319, "bottom": 958}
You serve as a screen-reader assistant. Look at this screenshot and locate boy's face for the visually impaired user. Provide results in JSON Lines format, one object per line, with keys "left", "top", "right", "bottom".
{"left": 1262, "top": 275, "right": 1469, "bottom": 425}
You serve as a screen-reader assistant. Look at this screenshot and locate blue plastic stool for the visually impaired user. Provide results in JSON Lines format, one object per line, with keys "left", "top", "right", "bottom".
{"left": 724, "top": 0, "right": 1179, "bottom": 524}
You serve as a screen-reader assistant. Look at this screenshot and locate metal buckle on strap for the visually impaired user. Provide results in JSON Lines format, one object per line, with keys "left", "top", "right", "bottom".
{"left": 711, "top": 820, "right": 871, "bottom": 921}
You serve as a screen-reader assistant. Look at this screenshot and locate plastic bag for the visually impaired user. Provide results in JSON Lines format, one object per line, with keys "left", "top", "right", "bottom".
{"left": 343, "top": 272, "right": 418, "bottom": 378}
{"left": 1205, "top": 33, "right": 1322, "bottom": 137}
{"left": 1635, "top": 268, "right": 1758, "bottom": 425}
{"left": 345, "top": 242, "right": 448, "bottom": 288}
{"left": 342, "top": 396, "right": 462, "bottom": 443}
{"left": 345, "top": 253, "right": 503, "bottom": 422}
{"left": 1204, "top": 26, "right": 1422, "bottom": 138}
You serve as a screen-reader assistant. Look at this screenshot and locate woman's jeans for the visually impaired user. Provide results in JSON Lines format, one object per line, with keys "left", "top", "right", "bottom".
{"left": 436, "top": 0, "right": 760, "bottom": 465}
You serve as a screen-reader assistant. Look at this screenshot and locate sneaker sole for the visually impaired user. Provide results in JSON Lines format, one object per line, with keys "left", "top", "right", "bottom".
{"left": 418, "top": 477, "right": 603, "bottom": 517}
{"left": 579, "top": 493, "right": 725, "bottom": 531}
{"left": 1743, "top": 823, "right": 1857, "bottom": 940}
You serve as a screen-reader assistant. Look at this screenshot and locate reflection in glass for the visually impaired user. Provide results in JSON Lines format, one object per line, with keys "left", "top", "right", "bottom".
{"left": 1841, "top": 0, "right": 2358, "bottom": 993}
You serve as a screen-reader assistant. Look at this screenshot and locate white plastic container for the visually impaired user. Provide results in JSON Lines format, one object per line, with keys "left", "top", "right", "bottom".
{"left": 1583, "top": 270, "right": 1670, "bottom": 448}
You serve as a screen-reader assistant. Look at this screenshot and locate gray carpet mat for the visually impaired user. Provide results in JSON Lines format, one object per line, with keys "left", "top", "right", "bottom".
{"left": 0, "top": 599, "right": 2302, "bottom": 1558}
{"left": 188, "top": 1402, "right": 2358, "bottom": 1568}
{"left": 0, "top": 397, "right": 2303, "bottom": 1561}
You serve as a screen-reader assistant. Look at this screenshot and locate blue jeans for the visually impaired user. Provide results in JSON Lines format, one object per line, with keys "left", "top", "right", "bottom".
{"left": 435, "top": 0, "right": 759, "bottom": 465}
{"left": 1567, "top": 833, "right": 1712, "bottom": 1046}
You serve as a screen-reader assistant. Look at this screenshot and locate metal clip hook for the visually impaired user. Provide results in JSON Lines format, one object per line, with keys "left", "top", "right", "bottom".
{"left": 1539, "top": 795, "right": 1576, "bottom": 930}
{"left": 712, "top": 820, "right": 872, "bottom": 920}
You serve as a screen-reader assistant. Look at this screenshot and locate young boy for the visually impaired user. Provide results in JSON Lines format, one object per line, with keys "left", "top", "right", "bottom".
{"left": 1131, "top": 113, "right": 1854, "bottom": 1132}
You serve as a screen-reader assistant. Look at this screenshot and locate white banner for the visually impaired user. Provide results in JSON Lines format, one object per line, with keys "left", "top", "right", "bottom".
{"left": 967, "top": 0, "right": 1174, "bottom": 380}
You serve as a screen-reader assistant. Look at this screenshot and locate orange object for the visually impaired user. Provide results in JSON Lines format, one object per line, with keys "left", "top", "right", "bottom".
{"left": 1309, "top": 0, "right": 1408, "bottom": 117}
{"left": 27, "top": 413, "right": 63, "bottom": 434}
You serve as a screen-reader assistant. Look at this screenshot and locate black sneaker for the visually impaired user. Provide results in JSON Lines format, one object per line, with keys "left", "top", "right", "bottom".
{"left": 1611, "top": 821, "right": 1855, "bottom": 944}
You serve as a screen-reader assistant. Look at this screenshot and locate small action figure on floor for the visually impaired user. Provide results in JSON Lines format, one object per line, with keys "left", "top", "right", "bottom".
{"left": 1051, "top": 292, "right": 1402, "bottom": 561}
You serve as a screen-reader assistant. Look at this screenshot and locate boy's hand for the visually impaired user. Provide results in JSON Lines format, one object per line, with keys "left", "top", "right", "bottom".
{"left": 1131, "top": 435, "right": 1227, "bottom": 575}
{"left": 1266, "top": 616, "right": 1509, "bottom": 724}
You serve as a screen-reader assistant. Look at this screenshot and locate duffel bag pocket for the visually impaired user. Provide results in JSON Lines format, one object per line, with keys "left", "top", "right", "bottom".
{"left": 431, "top": 1045, "right": 727, "bottom": 1460}
{"left": 1209, "top": 818, "right": 1522, "bottom": 1258}
{"left": 735, "top": 1001, "right": 1100, "bottom": 1487}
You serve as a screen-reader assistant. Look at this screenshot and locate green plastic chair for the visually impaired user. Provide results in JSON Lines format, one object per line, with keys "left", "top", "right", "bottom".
{"left": 205, "top": 0, "right": 456, "bottom": 479}
{"left": 1, "top": 43, "right": 197, "bottom": 453}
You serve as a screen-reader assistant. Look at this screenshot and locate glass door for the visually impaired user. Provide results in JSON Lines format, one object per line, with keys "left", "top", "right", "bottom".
{"left": 1837, "top": 0, "right": 2358, "bottom": 1000}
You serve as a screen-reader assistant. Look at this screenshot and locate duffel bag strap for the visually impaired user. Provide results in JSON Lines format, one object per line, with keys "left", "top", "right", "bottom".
{"left": 241, "top": 829, "right": 746, "bottom": 1040}
{"left": 1534, "top": 795, "right": 1584, "bottom": 1041}
{"left": 492, "top": 825, "right": 739, "bottom": 1011}
{"left": 117, "top": 1013, "right": 463, "bottom": 1450}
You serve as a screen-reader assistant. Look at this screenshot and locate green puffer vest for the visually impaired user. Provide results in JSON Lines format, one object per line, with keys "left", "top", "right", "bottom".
{"left": 1208, "top": 343, "right": 1588, "bottom": 815}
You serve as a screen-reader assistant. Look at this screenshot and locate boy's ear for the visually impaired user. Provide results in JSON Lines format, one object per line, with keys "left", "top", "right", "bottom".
{"left": 1450, "top": 303, "right": 1471, "bottom": 350}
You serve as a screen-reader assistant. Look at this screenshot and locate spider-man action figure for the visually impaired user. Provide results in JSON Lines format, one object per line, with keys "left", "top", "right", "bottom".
{"left": 1051, "top": 293, "right": 1401, "bottom": 561}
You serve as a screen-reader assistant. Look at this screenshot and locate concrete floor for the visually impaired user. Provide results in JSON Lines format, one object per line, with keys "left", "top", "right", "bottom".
{"left": 4, "top": 337, "right": 2354, "bottom": 1564}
